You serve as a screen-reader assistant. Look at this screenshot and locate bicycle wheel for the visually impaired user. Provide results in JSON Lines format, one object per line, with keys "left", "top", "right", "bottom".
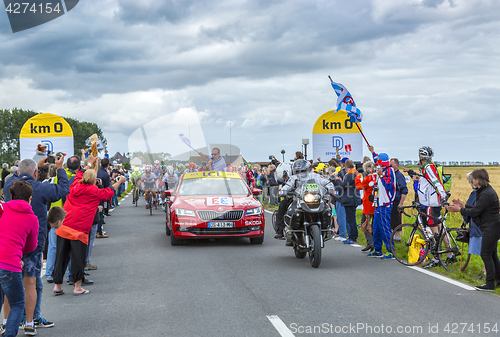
{"left": 391, "top": 223, "right": 428, "bottom": 266}
{"left": 437, "top": 227, "right": 470, "bottom": 272}
{"left": 135, "top": 189, "right": 139, "bottom": 207}
{"left": 148, "top": 193, "right": 152, "bottom": 216}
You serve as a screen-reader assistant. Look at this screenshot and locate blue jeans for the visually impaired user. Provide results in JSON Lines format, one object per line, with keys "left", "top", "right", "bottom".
{"left": 112, "top": 191, "right": 118, "bottom": 207}
{"left": 86, "top": 224, "right": 98, "bottom": 265}
{"left": 0, "top": 269, "right": 25, "bottom": 337}
{"left": 336, "top": 202, "right": 347, "bottom": 238}
{"left": 46, "top": 228, "right": 57, "bottom": 280}
{"left": 97, "top": 210, "right": 104, "bottom": 235}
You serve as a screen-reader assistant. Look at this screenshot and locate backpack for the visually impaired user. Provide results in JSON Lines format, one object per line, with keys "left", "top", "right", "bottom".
{"left": 436, "top": 165, "right": 452, "bottom": 193}
{"left": 408, "top": 234, "right": 426, "bottom": 264}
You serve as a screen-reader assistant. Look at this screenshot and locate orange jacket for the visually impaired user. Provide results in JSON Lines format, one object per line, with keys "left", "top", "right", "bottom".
{"left": 355, "top": 173, "right": 377, "bottom": 215}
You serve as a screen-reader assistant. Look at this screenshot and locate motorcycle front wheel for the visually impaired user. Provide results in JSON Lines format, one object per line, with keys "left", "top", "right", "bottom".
{"left": 308, "top": 225, "right": 322, "bottom": 268}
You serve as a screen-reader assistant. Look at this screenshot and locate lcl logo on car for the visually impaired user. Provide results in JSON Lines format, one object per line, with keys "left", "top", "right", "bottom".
{"left": 4, "top": 0, "right": 79, "bottom": 33}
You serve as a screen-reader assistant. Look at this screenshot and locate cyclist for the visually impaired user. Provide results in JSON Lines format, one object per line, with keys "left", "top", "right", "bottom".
{"left": 141, "top": 166, "right": 158, "bottom": 209}
{"left": 152, "top": 160, "right": 161, "bottom": 177}
{"left": 187, "top": 163, "right": 197, "bottom": 173}
{"left": 406, "top": 146, "right": 452, "bottom": 268}
{"left": 160, "top": 166, "right": 179, "bottom": 203}
{"left": 131, "top": 167, "right": 142, "bottom": 204}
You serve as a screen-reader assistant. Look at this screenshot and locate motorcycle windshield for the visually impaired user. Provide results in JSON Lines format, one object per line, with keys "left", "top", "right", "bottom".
{"left": 295, "top": 174, "right": 324, "bottom": 198}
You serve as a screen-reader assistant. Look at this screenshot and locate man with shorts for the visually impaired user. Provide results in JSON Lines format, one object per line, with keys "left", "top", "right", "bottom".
{"left": 141, "top": 166, "right": 158, "bottom": 209}
{"left": 406, "top": 146, "right": 451, "bottom": 268}
{"left": 131, "top": 167, "right": 142, "bottom": 204}
{"left": 4, "top": 156, "right": 69, "bottom": 335}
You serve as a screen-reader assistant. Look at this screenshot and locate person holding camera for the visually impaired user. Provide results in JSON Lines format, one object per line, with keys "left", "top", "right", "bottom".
{"left": 3, "top": 154, "right": 69, "bottom": 334}
{"left": 52, "top": 155, "right": 126, "bottom": 296}
{"left": 267, "top": 164, "right": 279, "bottom": 206}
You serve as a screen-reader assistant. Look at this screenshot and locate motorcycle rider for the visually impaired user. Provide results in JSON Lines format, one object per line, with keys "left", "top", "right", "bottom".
{"left": 278, "top": 159, "right": 336, "bottom": 245}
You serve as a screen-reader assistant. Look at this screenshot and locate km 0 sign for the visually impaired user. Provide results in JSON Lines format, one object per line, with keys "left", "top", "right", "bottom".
{"left": 312, "top": 110, "right": 363, "bottom": 162}
{"left": 29, "top": 122, "right": 65, "bottom": 134}
{"left": 19, "top": 113, "right": 74, "bottom": 161}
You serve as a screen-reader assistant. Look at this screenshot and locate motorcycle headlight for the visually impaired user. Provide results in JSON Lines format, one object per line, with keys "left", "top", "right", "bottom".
{"left": 175, "top": 208, "right": 196, "bottom": 217}
{"left": 304, "top": 193, "right": 320, "bottom": 203}
{"left": 245, "top": 207, "right": 262, "bottom": 216}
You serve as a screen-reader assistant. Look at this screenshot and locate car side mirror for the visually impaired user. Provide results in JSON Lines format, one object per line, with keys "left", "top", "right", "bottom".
{"left": 165, "top": 189, "right": 174, "bottom": 196}
{"left": 252, "top": 188, "right": 262, "bottom": 196}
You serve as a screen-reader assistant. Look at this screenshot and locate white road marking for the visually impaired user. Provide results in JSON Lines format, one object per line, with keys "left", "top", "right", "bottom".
{"left": 408, "top": 266, "right": 476, "bottom": 290}
{"left": 265, "top": 209, "right": 475, "bottom": 291}
{"left": 267, "top": 315, "right": 295, "bottom": 337}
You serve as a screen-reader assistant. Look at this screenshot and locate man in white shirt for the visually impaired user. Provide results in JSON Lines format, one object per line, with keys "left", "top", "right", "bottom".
{"left": 199, "top": 148, "right": 227, "bottom": 172}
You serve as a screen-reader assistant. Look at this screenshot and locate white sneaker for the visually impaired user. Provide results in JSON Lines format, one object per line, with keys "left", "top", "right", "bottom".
{"left": 334, "top": 236, "right": 344, "bottom": 241}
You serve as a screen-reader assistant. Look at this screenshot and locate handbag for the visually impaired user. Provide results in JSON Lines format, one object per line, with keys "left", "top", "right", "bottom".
{"left": 455, "top": 223, "right": 470, "bottom": 243}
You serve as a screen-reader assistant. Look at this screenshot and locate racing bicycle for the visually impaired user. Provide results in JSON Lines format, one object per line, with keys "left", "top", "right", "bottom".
{"left": 390, "top": 201, "right": 470, "bottom": 272}
{"left": 133, "top": 187, "right": 140, "bottom": 207}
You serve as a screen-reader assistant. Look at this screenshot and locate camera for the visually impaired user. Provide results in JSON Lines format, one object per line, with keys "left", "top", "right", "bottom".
{"left": 269, "top": 155, "right": 273, "bottom": 160}
{"left": 46, "top": 151, "right": 55, "bottom": 164}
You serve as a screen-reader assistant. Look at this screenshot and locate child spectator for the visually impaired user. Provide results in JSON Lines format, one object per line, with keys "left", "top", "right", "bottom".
{"left": 0, "top": 181, "right": 39, "bottom": 337}
{"left": 48, "top": 206, "right": 66, "bottom": 229}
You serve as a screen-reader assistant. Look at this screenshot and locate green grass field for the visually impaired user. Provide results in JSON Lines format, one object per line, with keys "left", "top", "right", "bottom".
{"left": 264, "top": 165, "right": 500, "bottom": 294}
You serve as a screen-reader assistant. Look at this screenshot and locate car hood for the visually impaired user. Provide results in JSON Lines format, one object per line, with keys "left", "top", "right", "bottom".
{"left": 174, "top": 195, "right": 261, "bottom": 210}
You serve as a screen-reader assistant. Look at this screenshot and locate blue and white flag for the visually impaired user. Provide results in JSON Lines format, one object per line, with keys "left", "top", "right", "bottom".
{"left": 329, "top": 78, "right": 363, "bottom": 123}
{"left": 178, "top": 133, "right": 192, "bottom": 147}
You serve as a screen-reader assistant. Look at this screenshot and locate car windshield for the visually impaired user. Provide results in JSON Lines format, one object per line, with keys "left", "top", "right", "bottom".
{"left": 178, "top": 177, "right": 250, "bottom": 196}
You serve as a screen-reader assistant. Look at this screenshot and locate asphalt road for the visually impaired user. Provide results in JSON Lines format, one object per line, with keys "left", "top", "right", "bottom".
{"left": 32, "top": 193, "right": 499, "bottom": 337}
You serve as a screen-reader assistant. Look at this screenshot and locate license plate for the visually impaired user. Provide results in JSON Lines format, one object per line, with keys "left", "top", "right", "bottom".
{"left": 208, "top": 222, "right": 234, "bottom": 228}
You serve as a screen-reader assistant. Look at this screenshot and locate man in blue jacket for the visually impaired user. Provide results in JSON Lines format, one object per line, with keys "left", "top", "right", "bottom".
{"left": 4, "top": 156, "right": 69, "bottom": 334}
{"left": 333, "top": 159, "right": 361, "bottom": 244}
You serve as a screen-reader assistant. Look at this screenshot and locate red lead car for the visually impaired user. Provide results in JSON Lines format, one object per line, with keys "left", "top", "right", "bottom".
{"left": 165, "top": 171, "right": 265, "bottom": 245}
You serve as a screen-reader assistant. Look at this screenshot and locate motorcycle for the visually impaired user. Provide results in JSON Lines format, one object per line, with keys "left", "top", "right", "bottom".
{"left": 283, "top": 178, "right": 334, "bottom": 268}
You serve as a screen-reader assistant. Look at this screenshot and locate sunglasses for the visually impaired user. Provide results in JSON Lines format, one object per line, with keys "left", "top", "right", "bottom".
{"left": 211, "top": 153, "right": 218, "bottom": 156}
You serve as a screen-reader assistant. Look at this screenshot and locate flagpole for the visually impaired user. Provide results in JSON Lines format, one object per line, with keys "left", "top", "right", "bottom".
{"left": 355, "top": 123, "right": 370, "bottom": 147}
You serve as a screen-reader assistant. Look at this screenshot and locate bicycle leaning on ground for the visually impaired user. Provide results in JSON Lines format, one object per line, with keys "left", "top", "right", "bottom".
{"left": 390, "top": 200, "right": 470, "bottom": 272}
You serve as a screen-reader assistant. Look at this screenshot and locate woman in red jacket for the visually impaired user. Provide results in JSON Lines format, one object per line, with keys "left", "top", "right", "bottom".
{"left": 52, "top": 155, "right": 126, "bottom": 295}
{"left": 355, "top": 161, "right": 377, "bottom": 252}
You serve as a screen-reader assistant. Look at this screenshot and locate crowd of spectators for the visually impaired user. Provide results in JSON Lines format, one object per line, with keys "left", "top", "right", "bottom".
{"left": 0, "top": 148, "right": 128, "bottom": 336}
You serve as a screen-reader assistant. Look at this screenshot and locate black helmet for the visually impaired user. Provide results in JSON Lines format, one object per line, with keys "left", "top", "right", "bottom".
{"left": 292, "top": 159, "right": 310, "bottom": 174}
{"left": 418, "top": 146, "right": 433, "bottom": 160}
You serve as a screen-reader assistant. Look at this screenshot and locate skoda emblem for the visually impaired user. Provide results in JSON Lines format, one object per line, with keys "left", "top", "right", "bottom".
{"left": 218, "top": 207, "right": 224, "bottom": 212}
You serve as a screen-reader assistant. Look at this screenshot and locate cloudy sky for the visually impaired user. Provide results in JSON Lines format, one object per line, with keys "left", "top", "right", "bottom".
{"left": 1, "top": 0, "right": 499, "bottom": 163}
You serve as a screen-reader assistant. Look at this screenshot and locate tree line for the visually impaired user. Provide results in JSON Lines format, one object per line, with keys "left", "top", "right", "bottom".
{"left": 0, "top": 108, "right": 107, "bottom": 165}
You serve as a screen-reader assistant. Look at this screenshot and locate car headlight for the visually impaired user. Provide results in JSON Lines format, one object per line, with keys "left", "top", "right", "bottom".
{"left": 304, "top": 193, "right": 320, "bottom": 203}
{"left": 175, "top": 208, "right": 196, "bottom": 217}
{"left": 245, "top": 207, "right": 262, "bottom": 216}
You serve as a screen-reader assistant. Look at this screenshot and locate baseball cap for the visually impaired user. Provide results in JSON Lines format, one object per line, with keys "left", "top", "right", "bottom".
{"left": 375, "top": 153, "right": 390, "bottom": 167}
{"left": 340, "top": 157, "right": 348, "bottom": 163}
